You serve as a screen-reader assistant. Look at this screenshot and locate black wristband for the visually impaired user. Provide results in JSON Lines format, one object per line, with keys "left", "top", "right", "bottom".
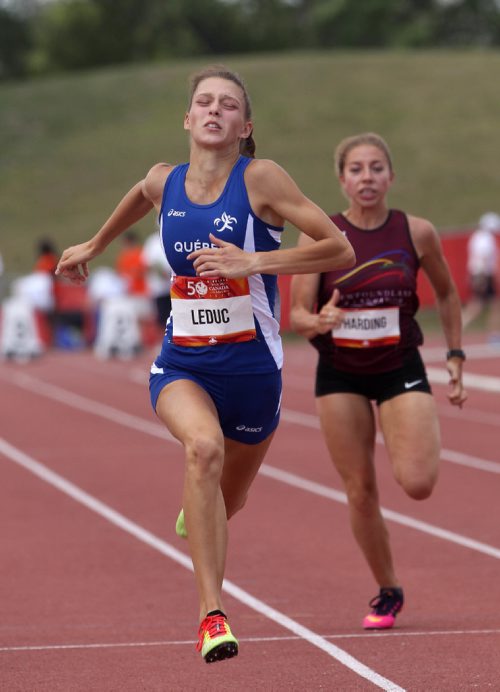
{"left": 446, "top": 349, "right": 466, "bottom": 361}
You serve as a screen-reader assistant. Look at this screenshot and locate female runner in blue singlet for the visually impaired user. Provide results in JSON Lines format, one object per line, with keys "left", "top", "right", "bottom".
{"left": 290, "top": 133, "right": 467, "bottom": 632}
{"left": 56, "top": 65, "right": 355, "bottom": 663}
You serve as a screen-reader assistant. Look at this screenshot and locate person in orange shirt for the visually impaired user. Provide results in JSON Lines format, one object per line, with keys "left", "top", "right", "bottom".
{"left": 34, "top": 238, "right": 59, "bottom": 274}
{"left": 115, "top": 229, "right": 148, "bottom": 296}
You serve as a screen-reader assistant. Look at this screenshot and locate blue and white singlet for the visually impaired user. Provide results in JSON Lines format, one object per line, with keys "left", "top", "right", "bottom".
{"left": 152, "top": 155, "right": 284, "bottom": 375}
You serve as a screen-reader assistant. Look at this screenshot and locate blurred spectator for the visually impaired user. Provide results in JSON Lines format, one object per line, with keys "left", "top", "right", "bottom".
{"left": 11, "top": 271, "right": 54, "bottom": 312}
{"left": 10, "top": 269, "right": 55, "bottom": 348}
{"left": 116, "top": 229, "right": 151, "bottom": 319}
{"left": 6, "top": 238, "right": 60, "bottom": 345}
{"left": 116, "top": 229, "right": 147, "bottom": 295}
{"left": 87, "top": 266, "right": 126, "bottom": 305}
{"left": 34, "top": 237, "right": 59, "bottom": 340}
{"left": 142, "top": 228, "right": 172, "bottom": 328}
{"left": 462, "top": 212, "right": 500, "bottom": 342}
{"left": 34, "top": 237, "right": 59, "bottom": 274}
{"left": 33, "top": 237, "right": 92, "bottom": 349}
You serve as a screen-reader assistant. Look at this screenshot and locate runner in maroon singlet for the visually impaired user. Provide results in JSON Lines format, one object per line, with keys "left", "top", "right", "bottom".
{"left": 290, "top": 132, "right": 467, "bottom": 631}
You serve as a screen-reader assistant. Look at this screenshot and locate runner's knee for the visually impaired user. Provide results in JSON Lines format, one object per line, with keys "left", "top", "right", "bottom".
{"left": 184, "top": 434, "right": 224, "bottom": 481}
{"left": 345, "top": 478, "right": 379, "bottom": 516}
{"left": 398, "top": 469, "right": 438, "bottom": 500}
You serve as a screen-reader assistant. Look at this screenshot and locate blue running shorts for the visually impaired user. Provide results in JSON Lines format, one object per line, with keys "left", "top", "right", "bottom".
{"left": 149, "top": 366, "right": 282, "bottom": 445}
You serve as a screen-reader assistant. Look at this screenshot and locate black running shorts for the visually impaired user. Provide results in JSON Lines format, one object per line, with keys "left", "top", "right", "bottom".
{"left": 315, "top": 348, "right": 432, "bottom": 406}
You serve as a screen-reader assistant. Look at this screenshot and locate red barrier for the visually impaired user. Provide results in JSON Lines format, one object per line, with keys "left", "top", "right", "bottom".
{"left": 417, "top": 231, "right": 470, "bottom": 308}
{"left": 53, "top": 279, "right": 95, "bottom": 345}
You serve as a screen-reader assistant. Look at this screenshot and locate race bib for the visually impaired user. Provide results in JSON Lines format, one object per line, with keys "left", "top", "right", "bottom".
{"left": 332, "top": 307, "right": 400, "bottom": 348}
{"left": 171, "top": 276, "right": 256, "bottom": 346}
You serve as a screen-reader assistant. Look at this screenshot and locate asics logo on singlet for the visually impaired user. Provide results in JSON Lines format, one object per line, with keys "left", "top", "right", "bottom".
{"left": 236, "top": 424, "right": 263, "bottom": 433}
{"left": 167, "top": 209, "right": 186, "bottom": 217}
{"left": 214, "top": 211, "right": 237, "bottom": 232}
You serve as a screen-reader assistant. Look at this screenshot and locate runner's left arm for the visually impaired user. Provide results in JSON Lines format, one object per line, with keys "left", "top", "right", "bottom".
{"left": 410, "top": 215, "right": 467, "bottom": 407}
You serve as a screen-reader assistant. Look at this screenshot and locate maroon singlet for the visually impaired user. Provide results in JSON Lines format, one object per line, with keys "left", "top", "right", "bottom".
{"left": 311, "top": 209, "right": 423, "bottom": 373}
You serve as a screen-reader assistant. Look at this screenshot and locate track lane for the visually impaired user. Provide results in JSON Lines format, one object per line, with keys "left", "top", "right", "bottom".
{"left": 1, "top": 340, "right": 499, "bottom": 689}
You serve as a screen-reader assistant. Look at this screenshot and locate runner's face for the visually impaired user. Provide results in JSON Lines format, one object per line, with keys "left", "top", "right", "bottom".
{"left": 340, "top": 145, "right": 394, "bottom": 208}
{"left": 184, "top": 77, "right": 252, "bottom": 150}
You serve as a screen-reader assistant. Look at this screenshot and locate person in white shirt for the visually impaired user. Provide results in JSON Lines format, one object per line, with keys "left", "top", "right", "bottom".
{"left": 142, "top": 229, "right": 172, "bottom": 328}
{"left": 462, "top": 212, "right": 500, "bottom": 341}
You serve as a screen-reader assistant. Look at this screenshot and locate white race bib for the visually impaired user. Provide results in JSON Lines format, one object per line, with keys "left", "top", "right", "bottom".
{"left": 171, "top": 276, "right": 256, "bottom": 346}
{"left": 332, "top": 307, "right": 400, "bottom": 348}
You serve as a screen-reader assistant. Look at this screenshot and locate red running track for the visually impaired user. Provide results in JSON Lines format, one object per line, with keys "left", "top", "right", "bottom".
{"left": 1, "top": 336, "right": 500, "bottom": 690}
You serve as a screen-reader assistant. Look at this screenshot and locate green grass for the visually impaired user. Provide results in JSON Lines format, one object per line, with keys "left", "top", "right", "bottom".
{"left": 1, "top": 49, "right": 500, "bottom": 274}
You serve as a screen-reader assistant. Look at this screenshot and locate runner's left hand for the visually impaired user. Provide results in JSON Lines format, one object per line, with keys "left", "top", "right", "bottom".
{"left": 188, "top": 234, "right": 257, "bottom": 278}
{"left": 446, "top": 358, "right": 467, "bottom": 408}
{"left": 55, "top": 241, "right": 94, "bottom": 284}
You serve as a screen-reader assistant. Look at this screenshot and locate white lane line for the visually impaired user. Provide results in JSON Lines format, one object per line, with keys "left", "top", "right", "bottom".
{"left": 2, "top": 628, "right": 500, "bottom": 653}
{"left": 279, "top": 408, "right": 500, "bottom": 475}
{"left": 0, "top": 640, "right": 185, "bottom": 653}
{"left": 426, "top": 366, "right": 500, "bottom": 393}
{"left": 0, "top": 438, "right": 403, "bottom": 692}
{"left": 259, "top": 465, "right": 500, "bottom": 560}
{"left": 434, "top": 448, "right": 500, "bottom": 474}
{"left": 421, "top": 343, "right": 500, "bottom": 362}
{"left": 2, "top": 370, "right": 500, "bottom": 555}
{"left": 1, "top": 371, "right": 176, "bottom": 442}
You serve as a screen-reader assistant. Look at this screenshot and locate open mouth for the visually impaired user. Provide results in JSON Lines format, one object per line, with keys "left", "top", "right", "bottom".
{"left": 359, "top": 188, "right": 377, "bottom": 198}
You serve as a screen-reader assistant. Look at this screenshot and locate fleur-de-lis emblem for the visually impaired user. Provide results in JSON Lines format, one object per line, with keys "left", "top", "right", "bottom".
{"left": 214, "top": 211, "right": 237, "bottom": 232}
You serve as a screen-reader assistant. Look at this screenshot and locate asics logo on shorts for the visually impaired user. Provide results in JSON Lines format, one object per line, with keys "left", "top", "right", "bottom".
{"left": 214, "top": 211, "right": 237, "bottom": 232}
{"left": 236, "top": 424, "right": 263, "bottom": 433}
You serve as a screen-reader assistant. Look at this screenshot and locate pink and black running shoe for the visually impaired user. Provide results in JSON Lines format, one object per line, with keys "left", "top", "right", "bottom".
{"left": 363, "top": 587, "right": 404, "bottom": 630}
